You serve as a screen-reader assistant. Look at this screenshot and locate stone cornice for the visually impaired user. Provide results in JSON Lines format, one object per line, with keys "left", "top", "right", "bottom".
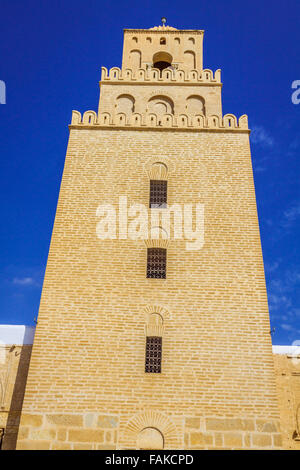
{"left": 123, "top": 29, "right": 204, "bottom": 35}
{"left": 70, "top": 110, "right": 249, "bottom": 131}
{"left": 69, "top": 125, "right": 250, "bottom": 134}
{"left": 99, "top": 81, "right": 222, "bottom": 88}
{"left": 100, "top": 67, "right": 221, "bottom": 84}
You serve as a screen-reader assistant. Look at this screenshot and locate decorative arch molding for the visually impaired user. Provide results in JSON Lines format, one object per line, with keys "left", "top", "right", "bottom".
{"left": 71, "top": 110, "right": 82, "bottom": 125}
{"left": 116, "top": 94, "right": 135, "bottom": 114}
{"left": 193, "top": 114, "right": 205, "bottom": 127}
{"left": 144, "top": 155, "right": 175, "bottom": 178}
{"left": 121, "top": 411, "right": 181, "bottom": 449}
{"left": 177, "top": 114, "right": 189, "bottom": 127}
{"left": 148, "top": 89, "right": 175, "bottom": 99}
{"left": 150, "top": 226, "right": 169, "bottom": 240}
{"left": 143, "top": 305, "right": 170, "bottom": 337}
{"left": 148, "top": 95, "right": 174, "bottom": 115}
{"left": 223, "top": 113, "right": 238, "bottom": 128}
{"left": 143, "top": 304, "right": 171, "bottom": 321}
{"left": 144, "top": 238, "right": 169, "bottom": 249}
{"left": 186, "top": 95, "right": 206, "bottom": 116}
{"left": 207, "top": 115, "right": 220, "bottom": 128}
{"left": 145, "top": 313, "right": 164, "bottom": 337}
{"left": 238, "top": 114, "right": 249, "bottom": 129}
{"left": 202, "top": 69, "right": 213, "bottom": 81}
{"left": 129, "top": 49, "right": 142, "bottom": 68}
{"left": 148, "top": 161, "right": 168, "bottom": 180}
{"left": 130, "top": 113, "right": 142, "bottom": 126}
{"left": 98, "top": 112, "right": 111, "bottom": 125}
{"left": 82, "top": 110, "right": 97, "bottom": 125}
{"left": 184, "top": 50, "right": 196, "bottom": 69}
{"left": 115, "top": 112, "right": 127, "bottom": 126}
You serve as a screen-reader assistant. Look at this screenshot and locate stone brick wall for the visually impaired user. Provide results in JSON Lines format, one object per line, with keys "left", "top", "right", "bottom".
{"left": 3, "top": 347, "right": 299, "bottom": 449}
{"left": 15, "top": 127, "right": 282, "bottom": 449}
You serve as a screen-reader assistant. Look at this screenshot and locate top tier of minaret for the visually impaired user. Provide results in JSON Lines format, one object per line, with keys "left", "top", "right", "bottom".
{"left": 122, "top": 22, "right": 204, "bottom": 72}
{"left": 70, "top": 22, "right": 249, "bottom": 131}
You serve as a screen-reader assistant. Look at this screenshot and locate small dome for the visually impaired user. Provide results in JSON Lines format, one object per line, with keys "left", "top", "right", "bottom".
{"left": 149, "top": 25, "right": 177, "bottom": 30}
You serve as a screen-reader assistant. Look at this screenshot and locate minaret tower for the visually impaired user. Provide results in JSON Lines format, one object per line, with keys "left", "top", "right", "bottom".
{"left": 16, "top": 22, "right": 282, "bottom": 450}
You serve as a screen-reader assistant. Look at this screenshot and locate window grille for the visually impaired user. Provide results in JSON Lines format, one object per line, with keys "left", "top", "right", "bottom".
{"left": 147, "top": 248, "right": 166, "bottom": 279}
{"left": 149, "top": 180, "right": 167, "bottom": 208}
{"left": 145, "top": 336, "right": 162, "bottom": 373}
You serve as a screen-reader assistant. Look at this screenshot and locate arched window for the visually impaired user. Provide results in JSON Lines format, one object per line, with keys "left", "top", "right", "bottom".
{"left": 186, "top": 95, "right": 205, "bottom": 116}
{"left": 137, "top": 427, "right": 164, "bottom": 449}
{"left": 129, "top": 49, "right": 141, "bottom": 68}
{"left": 184, "top": 50, "right": 196, "bottom": 69}
{"left": 116, "top": 94, "right": 135, "bottom": 114}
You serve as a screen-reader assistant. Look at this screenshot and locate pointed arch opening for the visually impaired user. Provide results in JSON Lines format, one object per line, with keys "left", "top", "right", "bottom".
{"left": 116, "top": 94, "right": 135, "bottom": 114}
{"left": 186, "top": 95, "right": 206, "bottom": 116}
{"left": 130, "top": 49, "right": 141, "bottom": 68}
{"left": 184, "top": 50, "right": 196, "bottom": 69}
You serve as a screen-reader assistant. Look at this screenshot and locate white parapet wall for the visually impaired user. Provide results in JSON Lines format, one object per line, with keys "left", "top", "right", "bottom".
{"left": 0, "top": 325, "right": 35, "bottom": 345}
{"left": 272, "top": 345, "right": 300, "bottom": 355}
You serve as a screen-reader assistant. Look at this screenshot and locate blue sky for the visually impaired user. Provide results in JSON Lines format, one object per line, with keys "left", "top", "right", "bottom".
{"left": 0, "top": 0, "right": 299, "bottom": 344}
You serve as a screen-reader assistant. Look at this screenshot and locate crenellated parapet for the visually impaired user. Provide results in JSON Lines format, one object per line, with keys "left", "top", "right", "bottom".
{"left": 70, "top": 110, "right": 249, "bottom": 130}
{"left": 100, "top": 66, "right": 221, "bottom": 84}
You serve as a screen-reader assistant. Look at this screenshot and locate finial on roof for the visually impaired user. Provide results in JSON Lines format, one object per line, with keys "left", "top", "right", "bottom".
{"left": 161, "top": 17, "right": 167, "bottom": 27}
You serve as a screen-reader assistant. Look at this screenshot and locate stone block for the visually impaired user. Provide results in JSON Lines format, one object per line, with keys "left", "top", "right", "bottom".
{"left": 17, "top": 440, "right": 51, "bottom": 450}
{"left": 68, "top": 429, "right": 105, "bottom": 443}
{"left": 46, "top": 414, "right": 83, "bottom": 427}
{"left": 190, "top": 432, "right": 213, "bottom": 446}
{"left": 273, "top": 434, "right": 283, "bottom": 447}
{"left": 20, "top": 414, "right": 43, "bottom": 427}
{"left": 97, "top": 415, "right": 118, "bottom": 428}
{"left": 52, "top": 442, "right": 72, "bottom": 450}
{"left": 224, "top": 432, "right": 243, "bottom": 448}
{"left": 252, "top": 433, "right": 272, "bottom": 447}
{"left": 57, "top": 429, "right": 67, "bottom": 441}
{"left": 73, "top": 443, "right": 94, "bottom": 450}
{"left": 30, "top": 429, "right": 56, "bottom": 440}
{"left": 185, "top": 417, "right": 200, "bottom": 429}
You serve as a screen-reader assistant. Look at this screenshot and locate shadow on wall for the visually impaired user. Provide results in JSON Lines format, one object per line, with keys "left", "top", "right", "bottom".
{"left": 2, "top": 346, "right": 32, "bottom": 450}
